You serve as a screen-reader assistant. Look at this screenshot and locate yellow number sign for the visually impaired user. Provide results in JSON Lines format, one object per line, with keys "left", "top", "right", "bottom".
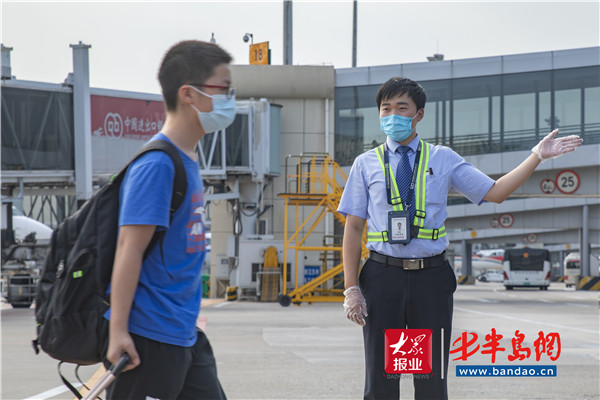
{"left": 250, "top": 41, "right": 269, "bottom": 65}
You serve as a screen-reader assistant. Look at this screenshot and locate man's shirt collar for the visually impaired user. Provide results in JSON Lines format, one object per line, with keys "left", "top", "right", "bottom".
{"left": 386, "top": 134, "right": 420, "bottom": 154}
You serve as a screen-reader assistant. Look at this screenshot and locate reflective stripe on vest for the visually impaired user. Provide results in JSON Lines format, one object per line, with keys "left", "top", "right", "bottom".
{"left": 369, "top": 140, "right": 446, "bottom": 242}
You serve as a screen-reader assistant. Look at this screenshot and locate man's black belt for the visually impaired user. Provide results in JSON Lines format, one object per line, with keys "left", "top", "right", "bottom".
{"left": 368, "top": 251, "right": 447, "bottom": 270}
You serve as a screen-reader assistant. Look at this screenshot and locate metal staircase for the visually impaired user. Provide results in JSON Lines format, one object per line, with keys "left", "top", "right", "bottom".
{"left": 278, "top": 153, "right": 368, "bottom": 306}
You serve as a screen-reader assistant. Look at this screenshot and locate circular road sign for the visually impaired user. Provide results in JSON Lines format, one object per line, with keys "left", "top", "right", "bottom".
{"left": 556, "top": 169, "right": 580, "bottom": 194}
{"left": 499, "top": 213, "right": 514, "bottom": 228}
{"left": 526, "top": 233, "right": 538, "bottom": 243}
{"left": 540, "top": 178, "right": 556, "bottom": 194}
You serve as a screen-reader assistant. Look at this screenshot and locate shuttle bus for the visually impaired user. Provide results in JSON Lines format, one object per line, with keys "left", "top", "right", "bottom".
{"left": 563, "top": 252, "right": 580, "bottom": 288}
{"left": 503, "top": 248, "right": 551, "bottom": 290}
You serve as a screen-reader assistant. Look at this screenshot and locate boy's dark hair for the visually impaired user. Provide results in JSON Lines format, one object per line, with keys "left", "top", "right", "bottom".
{"left": 158, "top": 40, "right": 232, "bottom": 111}
{"left": 376, "top": 77, "right": 426, "bottom": 111}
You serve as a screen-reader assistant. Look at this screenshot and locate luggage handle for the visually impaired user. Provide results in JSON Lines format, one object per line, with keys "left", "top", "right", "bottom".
{"left": 82, "top": 353, "right": 130, "bottom": 400}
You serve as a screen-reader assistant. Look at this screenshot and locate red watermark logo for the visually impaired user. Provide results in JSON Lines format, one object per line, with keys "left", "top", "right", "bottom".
{"left": 384, "top": 329, "right": 432, "bottom": 374}
{"left": 450, "top": 330, "right": 561, "bottom": 363}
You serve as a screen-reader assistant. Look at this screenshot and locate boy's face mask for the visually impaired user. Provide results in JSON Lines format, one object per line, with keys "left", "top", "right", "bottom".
{"left": 188, "top": 85, "right": 237, "bottom": 133}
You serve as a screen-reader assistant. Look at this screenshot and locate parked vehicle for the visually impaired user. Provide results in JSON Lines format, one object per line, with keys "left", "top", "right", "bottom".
{"left": 563, "top": 252, "right": 580, "bottom": 288}
{"left": 476, "top": 270, "right": 504, "bottom": 282}
{"left": 1, "top": 203, "right": 51, "bottom": 308}
{"left": 503, "top": 248, "right": 551, "bottom": 290}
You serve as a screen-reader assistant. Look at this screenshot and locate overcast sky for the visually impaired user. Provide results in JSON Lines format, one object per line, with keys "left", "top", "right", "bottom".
{"left": 2, "top": 1, "right": 599, "bottom": 94}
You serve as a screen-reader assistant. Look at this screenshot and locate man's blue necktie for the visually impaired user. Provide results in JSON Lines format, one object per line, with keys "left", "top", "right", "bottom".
{"left": 395, "top": 146, "right": 415, "bottom": 223}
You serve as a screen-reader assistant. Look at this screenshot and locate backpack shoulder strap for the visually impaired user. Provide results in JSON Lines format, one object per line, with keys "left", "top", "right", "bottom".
{"left": 133, "top": 140, "right": 188, "bottom": 217}
{"left": 117, "top": 139, "right": 189, "bottom": 261}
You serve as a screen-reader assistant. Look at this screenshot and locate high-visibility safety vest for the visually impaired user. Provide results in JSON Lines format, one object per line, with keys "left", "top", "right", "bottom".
{"left": 366, "top": 140, "right": 447, "bottom": 243}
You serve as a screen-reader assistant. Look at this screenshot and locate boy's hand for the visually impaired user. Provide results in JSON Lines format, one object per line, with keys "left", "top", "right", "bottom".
{"left": 107, "top": 330, "right": 140, "bottom": 372}
{"left": 343, "top": 286, "right": 368, "bottom": 327}
{"left": 532, "top": 129, "right": 583, "bottom": 162}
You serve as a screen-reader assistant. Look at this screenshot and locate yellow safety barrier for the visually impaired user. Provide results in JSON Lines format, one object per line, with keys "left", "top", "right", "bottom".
{"left": 577, "top": 276, "right": 600, "bottom": 291}
{"left": 457, "top": 276, "right": 476, "bottom": 285}
{"left": 226, "top": 286, "right": 238, "bottom": 301}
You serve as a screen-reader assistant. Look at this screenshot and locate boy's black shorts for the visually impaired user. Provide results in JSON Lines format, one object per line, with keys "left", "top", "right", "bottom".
{"left": 104, "top": 330, "right": 226, "bottom": 400}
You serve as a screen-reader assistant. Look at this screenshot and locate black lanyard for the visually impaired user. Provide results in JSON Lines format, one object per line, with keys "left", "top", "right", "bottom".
{"left": 383, "top": 142, "right": 421, "bottom": 208}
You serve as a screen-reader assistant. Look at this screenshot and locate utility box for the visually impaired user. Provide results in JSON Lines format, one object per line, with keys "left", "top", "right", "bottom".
{"left": 226, "top": 236, "right": 299, "bottom": 297}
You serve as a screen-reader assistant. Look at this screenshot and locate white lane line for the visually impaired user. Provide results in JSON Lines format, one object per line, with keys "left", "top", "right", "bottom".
{"left": 537, "top": 299, "right": 555, "bottom": 303}
{"left": 454, "top": 306, "right": 598, "bottom": 334}
{"left": 476, "top": 298, "right": 499, "bottom": 303}
{"left": 23, "top": 384, "right": 81, "bottom": 400}
{"left": 441, "top": 327, "right": 444, "bottom": 380}
{"left": 458, "top": 296, "right": 499, "bottom": 303}
{"left": 214, "top": 301, "right": 231, "bottom": 308}
{"left": 565, "top": 302, "right": 592, "bottom": 308}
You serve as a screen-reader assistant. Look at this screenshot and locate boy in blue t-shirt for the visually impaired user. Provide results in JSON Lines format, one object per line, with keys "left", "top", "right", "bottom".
{"left": 105, "top": 40, "right": 236, "bottom": 399}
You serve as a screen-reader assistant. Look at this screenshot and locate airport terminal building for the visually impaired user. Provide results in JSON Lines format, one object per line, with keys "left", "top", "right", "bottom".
{"left": 333, "top": 47, "right": 599, "bottom": 276}
{"left": 2, "top": 45, "right": 598, "bottom": 296}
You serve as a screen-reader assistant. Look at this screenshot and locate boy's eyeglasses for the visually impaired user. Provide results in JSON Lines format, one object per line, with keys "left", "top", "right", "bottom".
{"left": 189, "top": 83, "right": 236, "bottom": 99}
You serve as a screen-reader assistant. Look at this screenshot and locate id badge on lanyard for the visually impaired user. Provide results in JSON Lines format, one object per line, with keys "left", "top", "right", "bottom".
{"left": 388, "top": 210, "right": 410, "bottom": 244}
{"left": 383, "top": 142, "right": 421, "bottom": 245}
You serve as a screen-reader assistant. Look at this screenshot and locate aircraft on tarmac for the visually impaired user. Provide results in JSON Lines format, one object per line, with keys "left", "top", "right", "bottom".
{"left": 453, "top": 252, "right": 504, "bottom": 276}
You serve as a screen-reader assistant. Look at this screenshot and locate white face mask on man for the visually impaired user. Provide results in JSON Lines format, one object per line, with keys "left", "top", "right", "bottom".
{"left": 188, "top": 85, "right": 237, "bottom": 133}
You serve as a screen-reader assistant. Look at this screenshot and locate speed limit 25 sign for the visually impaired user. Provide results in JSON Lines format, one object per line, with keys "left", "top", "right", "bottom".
{"left": 556, "top": 170, "right": 580, "bottom": 194}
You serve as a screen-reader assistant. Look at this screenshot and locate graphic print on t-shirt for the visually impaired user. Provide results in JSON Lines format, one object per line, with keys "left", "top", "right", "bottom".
{"left": 186, "top": 190, "right": 206, "bottom": 253}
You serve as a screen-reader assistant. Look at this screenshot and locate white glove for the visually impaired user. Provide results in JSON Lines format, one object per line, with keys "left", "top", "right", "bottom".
{"left": 343, "top": 286, "right": 368, "bottom": 327}
{"left": 531, "top": 129, "right": 583, "bottom": 162}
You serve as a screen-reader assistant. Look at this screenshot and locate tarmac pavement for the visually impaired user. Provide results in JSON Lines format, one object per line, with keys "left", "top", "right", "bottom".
{"left": 1, "top": 282, "right": 598, "bottom": 399}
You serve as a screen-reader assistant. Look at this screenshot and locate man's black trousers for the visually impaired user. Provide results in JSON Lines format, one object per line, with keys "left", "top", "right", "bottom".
{"left": 359, "top": 257, "right": 457, "bottom": 400}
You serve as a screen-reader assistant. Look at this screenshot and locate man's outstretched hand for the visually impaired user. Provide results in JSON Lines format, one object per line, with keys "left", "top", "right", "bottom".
{"left": 532, "top": 129, "right": 583, "bottom": 162}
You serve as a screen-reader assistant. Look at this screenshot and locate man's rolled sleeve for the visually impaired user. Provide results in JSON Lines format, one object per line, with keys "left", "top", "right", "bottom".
{"left": 449, "top": 152, "right": 495, "bottom": 206}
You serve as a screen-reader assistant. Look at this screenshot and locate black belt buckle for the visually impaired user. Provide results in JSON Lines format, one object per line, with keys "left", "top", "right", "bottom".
{"left": 403, "top": 259, "right": 423, "bottom": 270}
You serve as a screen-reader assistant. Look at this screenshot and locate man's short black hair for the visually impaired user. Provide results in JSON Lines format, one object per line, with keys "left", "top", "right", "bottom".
{"left": 376, "top": 77, "right": 426, "bottom": 111}
{"left": 158, "top": 40, "right": 232, "bottom": 112}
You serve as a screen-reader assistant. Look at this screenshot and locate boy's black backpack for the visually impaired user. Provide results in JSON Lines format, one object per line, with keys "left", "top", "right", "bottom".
{"left": 33, "top": 139, "right": 187, "bottom": 366}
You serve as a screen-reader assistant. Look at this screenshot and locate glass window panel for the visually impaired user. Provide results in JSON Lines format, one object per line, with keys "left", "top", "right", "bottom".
{"left": 451, "top": 76, "right": 501, "bottom": 155}
{"left": 225, "top": 114, "right": 249, "bottom": 167}
{"left": 555, "top": 88, "right": 581, "bottom": 136}
{"left": 492, "top": 96, "right": 501, "bottom": 140}
{"left": 453, "top": 98, "right": 488, "bottom": 136}
{"left": 420, "top": 80, "right": 451, "bottom": 145}
{"left": 504, "top": 93, "right": 536, "bottom": 148}
{"left": 1, "top": 87, "right": 74, "bottom": 170}
{"left": 199, "top": 131, "right": 222, "bottom": 169}
{"left": 585, "top": 87, "right": 600, "bottom": 125}
{"left": 539, "top": 92, "right": 552, "bottom": 131}
{"left": 584, "top": 87, "right": 600, "bottom": 144}
{"left": 503, "top": 71, "right": 552, "bottom": 150}
{"left": 554, "top": 66, "right": 599, "bottom": 142}
{"left": 335, "top": 85, "right": 381, "bottom": 165}
{"left": 417, "top": 102, "right": 437, "bottom": 143}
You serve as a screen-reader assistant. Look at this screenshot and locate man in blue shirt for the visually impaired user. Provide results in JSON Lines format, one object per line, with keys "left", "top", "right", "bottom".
{"left": 338, "top": 77, "right": 582, "bottom": 400}
{"left": 105, "top": 40, "right": 236, "bottom": 399}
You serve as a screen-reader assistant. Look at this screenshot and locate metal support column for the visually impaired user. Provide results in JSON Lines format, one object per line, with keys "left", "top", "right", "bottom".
{"left": 351, "top": 0, "right": 357, "bottom": 67}
{"left": 581, "top": 204, "right": 590, "bottom": 276}
{"left": 461, "top": 240, "right": 472, "bottom": 277}
{"left": 70, "top": 41, "right": 93, "bottom": 208}
{"left": 283, "top": 0, "right": 293, "bottom": 65}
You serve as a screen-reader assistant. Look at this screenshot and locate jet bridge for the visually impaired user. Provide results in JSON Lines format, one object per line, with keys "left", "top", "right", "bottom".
{"left": 1, "top": 43, "right": 283, "bottom": 299}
